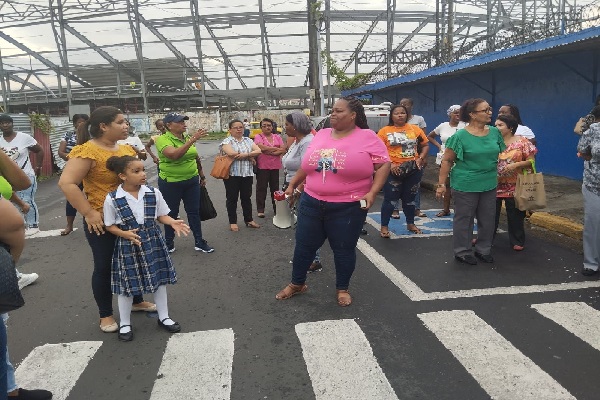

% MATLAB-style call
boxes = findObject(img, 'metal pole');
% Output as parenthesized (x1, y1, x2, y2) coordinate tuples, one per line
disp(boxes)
(325, 0, 331, 109)
(0, 46, 9, 112)
(386, 0, 396, 79)
(190, 0, 207, 108)
(307, 0, 322, 116)
(128, 0, 149, 113)
(258, 0, 269, 107)
(436, 0, 440, 65)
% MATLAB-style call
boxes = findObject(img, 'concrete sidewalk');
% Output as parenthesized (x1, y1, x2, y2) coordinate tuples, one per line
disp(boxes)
(421, 156, 585, 240)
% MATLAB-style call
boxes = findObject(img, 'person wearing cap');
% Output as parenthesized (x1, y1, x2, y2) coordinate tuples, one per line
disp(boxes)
(155, 112, 214, 253)
(0, 114, 44, 237)
(427, 104, 466, 217)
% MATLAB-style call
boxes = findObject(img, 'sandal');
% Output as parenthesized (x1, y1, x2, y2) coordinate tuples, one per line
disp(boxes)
(275, 283, 308, 300)
(415, 210, 427, 218)
(436, 210, 451, 217)
(336, 290, 352, 307)
(257, 213, 265, 218)
(391, 211, 400, 219)
(407, 224, 422, 234)
(246, 221, 261, 228)
(380, 230, 391, 238)
(230, 224, 239, 232)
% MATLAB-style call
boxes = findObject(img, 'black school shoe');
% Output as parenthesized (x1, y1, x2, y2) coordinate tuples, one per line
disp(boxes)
(158, 318, 181, 333)
(11, 388, 53, 400)
(118, 325, 133, 342)
(582, 268, 599, 276)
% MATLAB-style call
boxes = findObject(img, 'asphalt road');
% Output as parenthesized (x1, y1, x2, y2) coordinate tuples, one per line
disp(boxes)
(7, 141, 600, 400)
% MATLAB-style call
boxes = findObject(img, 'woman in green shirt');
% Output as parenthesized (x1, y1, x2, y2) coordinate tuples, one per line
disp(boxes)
(435, 98, 506, 265)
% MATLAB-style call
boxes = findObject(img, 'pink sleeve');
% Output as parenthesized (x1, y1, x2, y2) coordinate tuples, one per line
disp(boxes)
(253, 135, 262, 145)
(364, 133, 390, 164)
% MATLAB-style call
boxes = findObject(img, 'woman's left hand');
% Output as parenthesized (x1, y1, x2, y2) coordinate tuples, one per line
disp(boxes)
(361, 191, 376, 209)
(416, 157, 426, 169)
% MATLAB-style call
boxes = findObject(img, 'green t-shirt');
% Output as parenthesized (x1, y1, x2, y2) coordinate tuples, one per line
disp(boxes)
(155, 131, 199, 182)
(446, 126, 506, 192)
(0, 176, 12, 199)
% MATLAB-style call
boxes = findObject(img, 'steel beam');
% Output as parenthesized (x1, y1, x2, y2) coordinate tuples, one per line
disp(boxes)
(190, 0, 208, 107)
(0, 31, 90, 87)
(126, 0, 149, 113)
(0, 46, 8, 111)
(200, 21, 247, 89)
(342, 14, 384, 73)
(258, 0, 270, 105)
(49, 0, 73, 108)
(386, 0, 397, 79)
(139, 12, 217, 91)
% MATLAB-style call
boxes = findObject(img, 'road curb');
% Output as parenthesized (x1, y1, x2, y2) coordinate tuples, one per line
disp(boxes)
(528, 212, 583, 240)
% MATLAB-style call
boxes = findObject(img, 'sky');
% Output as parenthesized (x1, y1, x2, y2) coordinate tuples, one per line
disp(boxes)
(0, 0, 597, 92)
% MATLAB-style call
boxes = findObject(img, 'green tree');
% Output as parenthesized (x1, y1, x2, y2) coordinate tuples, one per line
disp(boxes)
(323, 53, 372, 90)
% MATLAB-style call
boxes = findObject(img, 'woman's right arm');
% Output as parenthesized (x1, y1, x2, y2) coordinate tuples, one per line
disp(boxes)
(160, 130, 205, 160)
(427, 131, 442, 150)
(0, 150, 30, 191)
(435, 149, 456, 200)
(58, 158, 105, 234)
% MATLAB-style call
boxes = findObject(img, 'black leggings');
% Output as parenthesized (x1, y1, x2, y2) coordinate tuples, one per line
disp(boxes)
(84, 223, 144, 318)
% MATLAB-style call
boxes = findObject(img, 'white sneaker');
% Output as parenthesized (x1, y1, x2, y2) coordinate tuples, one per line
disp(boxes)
(18, 272, 39, 289)
(25, 227, 40, 237)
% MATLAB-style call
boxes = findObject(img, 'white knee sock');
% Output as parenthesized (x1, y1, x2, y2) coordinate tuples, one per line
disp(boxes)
(154, 286, 174, 325)
(117, 295, 133, 333)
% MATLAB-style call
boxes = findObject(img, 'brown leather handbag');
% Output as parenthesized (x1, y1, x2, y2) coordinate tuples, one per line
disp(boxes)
(210, 153, 233, 179)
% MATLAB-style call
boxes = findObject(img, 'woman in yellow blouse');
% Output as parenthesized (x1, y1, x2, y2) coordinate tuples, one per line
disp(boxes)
(59, 106, 155, 333)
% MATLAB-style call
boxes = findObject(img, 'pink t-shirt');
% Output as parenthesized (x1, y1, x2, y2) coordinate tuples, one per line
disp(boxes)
(302, 128, 390, 202)
(254, 133, 284, 170)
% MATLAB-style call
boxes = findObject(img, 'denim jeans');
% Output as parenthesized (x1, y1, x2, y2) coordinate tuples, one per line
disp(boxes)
(84, 224, 144, 318)
(2, 314, 15, 394)
(158, 176, 204, 247)
(291, 193, 366, 290)
(0, 314, 7, 396)
(15, 172, 38, 228)
(381, 169, 423, 227)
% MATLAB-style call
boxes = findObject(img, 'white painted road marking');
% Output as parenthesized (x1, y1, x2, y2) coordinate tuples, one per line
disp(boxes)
(295, 319, 398, 400)
(149, 329, 235, 400)
(25, 228, 78, 239)
(14, 341, 102, 400)
(357, 238, 600, 301)
(418, 310, 575, 400)
(532, 302, 600, 351)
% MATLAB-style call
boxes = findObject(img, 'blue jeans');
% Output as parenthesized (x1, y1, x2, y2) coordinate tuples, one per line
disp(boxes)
(291, 193, 366, 290)
(158, 176, 204, 247)
(381, 169, 423, 227)
(2, 314, 15, 394)
(0, 314, 6, 397)
(15, 173, 38, 228)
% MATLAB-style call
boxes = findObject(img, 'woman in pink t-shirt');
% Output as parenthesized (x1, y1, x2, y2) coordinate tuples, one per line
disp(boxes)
(275, 97, 390, 306)
(254, 118, 285, 218)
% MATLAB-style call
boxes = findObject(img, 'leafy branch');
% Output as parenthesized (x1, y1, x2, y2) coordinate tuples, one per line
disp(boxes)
(29, 113, 53, 136)
(322, 52, 372, 91)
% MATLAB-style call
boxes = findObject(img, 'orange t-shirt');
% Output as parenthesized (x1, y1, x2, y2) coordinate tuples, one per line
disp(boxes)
(377, 124, 428, 164)
(68, 141, 136, 214)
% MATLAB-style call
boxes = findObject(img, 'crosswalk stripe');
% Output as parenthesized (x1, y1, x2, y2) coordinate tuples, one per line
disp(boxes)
(418, 310, 575, 400)
(295, 319, 398, 400)
(149, 329, 235, 400)
(532, 302, 600, 351)
(14, 341, 102, 400)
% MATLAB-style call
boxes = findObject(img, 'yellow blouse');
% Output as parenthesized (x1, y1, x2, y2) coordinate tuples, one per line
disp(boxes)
(68, 141, 136, 213)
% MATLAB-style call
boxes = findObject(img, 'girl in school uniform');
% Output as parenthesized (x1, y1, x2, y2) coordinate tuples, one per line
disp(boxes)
(103, 155, 190, 342)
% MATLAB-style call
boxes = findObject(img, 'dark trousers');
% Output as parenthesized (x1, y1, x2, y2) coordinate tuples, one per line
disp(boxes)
(0, 313, 6, 397)
(224, 176, 254, 224)
(452, 188, 497, 257)
(291, 193, 366, 290)
(65, 183, 84, 217)
(158, 176, 203, 247)
(255, 168, 279, 213)
(84, 224, 143, 318)
(381, 169, 423, 227)
(495, 197, 526, 247)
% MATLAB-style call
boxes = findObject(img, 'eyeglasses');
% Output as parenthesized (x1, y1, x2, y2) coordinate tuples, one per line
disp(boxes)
(474, 108, 493, 113)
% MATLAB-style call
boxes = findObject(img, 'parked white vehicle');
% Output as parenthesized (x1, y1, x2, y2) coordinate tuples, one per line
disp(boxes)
(313, 102, 392, 133)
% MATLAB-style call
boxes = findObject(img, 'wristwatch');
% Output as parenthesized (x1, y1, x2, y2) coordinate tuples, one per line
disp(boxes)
(436, 184, 445, 188)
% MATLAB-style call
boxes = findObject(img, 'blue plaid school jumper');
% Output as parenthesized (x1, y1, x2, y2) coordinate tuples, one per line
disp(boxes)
(109, 187, 177, 297)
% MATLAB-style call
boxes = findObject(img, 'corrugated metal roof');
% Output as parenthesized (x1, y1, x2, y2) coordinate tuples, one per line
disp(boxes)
(344, 25, 600, 96)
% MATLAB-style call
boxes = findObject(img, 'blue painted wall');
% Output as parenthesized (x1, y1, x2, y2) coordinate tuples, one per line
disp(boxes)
(369, 49, 599, 180)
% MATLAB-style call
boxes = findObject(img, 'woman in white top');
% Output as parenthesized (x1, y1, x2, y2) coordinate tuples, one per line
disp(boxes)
(427, 105, 466, 217)
(498, 104, 536, 145)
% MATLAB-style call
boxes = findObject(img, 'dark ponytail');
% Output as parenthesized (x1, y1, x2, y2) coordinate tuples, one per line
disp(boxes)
(106, 155, 138, 176)
(342, 96, 369, 129)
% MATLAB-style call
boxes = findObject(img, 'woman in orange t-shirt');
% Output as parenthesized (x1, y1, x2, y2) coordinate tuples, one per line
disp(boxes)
(377, 104, 429, 237)
(59, 106, 156, 333)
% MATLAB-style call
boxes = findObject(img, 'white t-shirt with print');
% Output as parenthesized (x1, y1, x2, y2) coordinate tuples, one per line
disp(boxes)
(433, 121, 467, 145)
(0, 132, 38, 176)
(117, 136, 145, 151)
(408, 115, 427, 129)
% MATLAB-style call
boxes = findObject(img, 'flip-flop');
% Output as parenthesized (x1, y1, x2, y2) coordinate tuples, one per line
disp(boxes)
(407, 225, 423, 234)
(391, 214, 400, 219)
(60, 229, 73, 236)
(415, 211, 427, 217)
(380, 231, 391, 238)
(435, 211, 451, 217)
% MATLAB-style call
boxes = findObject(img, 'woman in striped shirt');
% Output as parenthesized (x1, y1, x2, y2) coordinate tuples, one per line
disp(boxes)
(220, 120, 262, 231)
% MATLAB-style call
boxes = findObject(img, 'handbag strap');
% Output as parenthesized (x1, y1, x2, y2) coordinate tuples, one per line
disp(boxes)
(522, 159, 537, 175)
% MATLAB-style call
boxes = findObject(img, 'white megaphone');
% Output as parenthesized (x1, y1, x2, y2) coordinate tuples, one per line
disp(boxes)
(273, 191, 295, 229)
